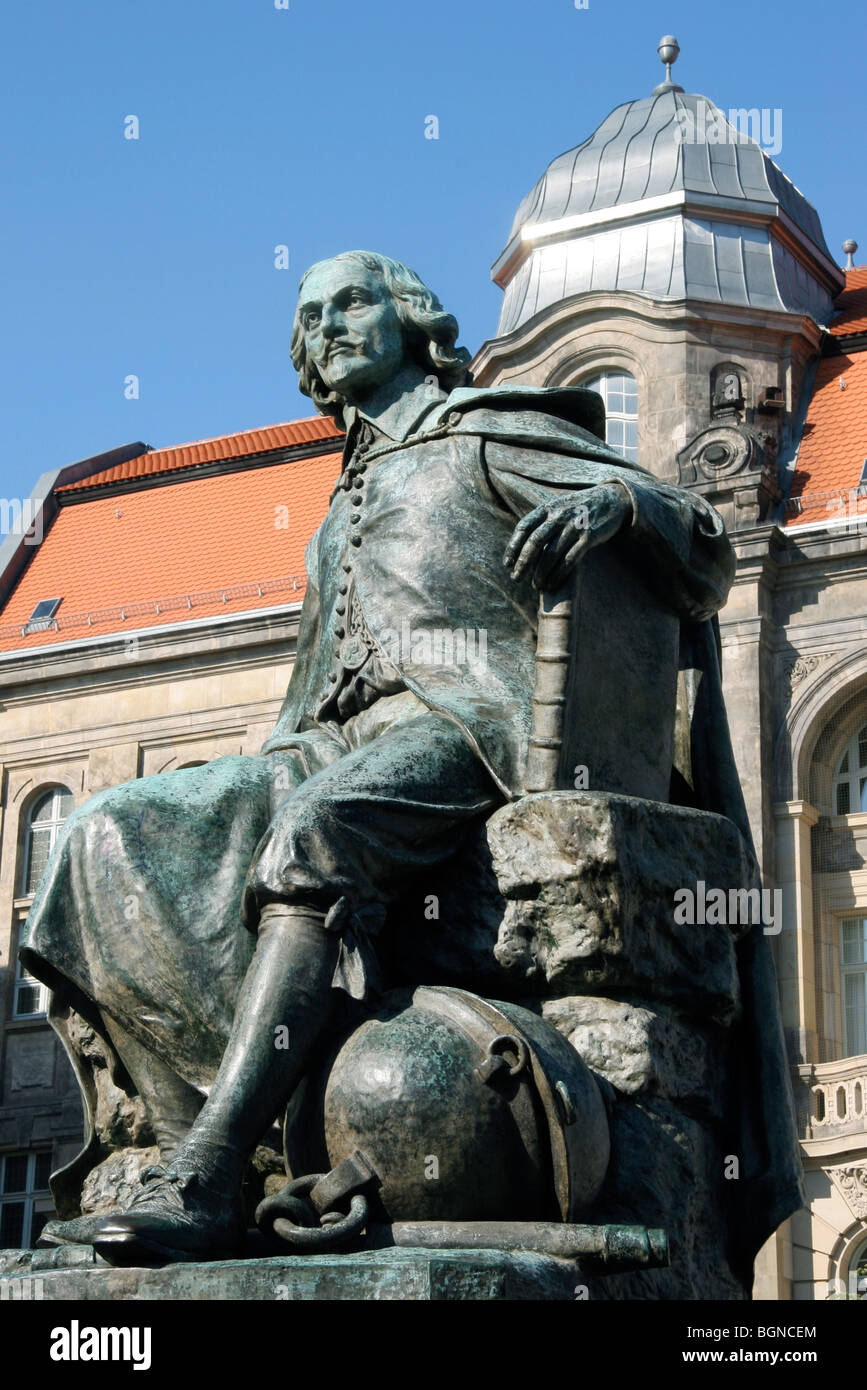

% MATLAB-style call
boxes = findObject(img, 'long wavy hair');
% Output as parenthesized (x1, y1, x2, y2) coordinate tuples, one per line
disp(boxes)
(291, 250, 473, 428)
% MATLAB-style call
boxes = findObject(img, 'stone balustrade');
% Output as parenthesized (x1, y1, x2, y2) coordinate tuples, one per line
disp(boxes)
(796, 1055, 867, 1142)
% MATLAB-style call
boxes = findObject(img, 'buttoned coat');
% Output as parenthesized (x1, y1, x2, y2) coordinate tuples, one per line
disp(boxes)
(262, 384, 735, 798)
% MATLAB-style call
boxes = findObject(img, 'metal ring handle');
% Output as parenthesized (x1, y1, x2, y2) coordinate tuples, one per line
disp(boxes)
(272, 1193, 369, 1250)
(488, 1033, 529, 1077)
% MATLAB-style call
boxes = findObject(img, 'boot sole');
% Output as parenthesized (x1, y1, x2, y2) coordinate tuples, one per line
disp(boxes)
(92, 1231, 241, 1268)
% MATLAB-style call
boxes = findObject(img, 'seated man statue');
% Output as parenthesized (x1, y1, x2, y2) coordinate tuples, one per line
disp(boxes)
(20, 250, 773, 1267)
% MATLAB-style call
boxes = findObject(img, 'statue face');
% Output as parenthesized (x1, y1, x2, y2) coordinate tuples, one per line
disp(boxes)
(298, 261, 406, 402)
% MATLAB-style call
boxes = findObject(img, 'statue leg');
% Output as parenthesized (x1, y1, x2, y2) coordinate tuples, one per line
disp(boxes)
(91, 906, 339, 1264)
(91, 707, 498, 1264)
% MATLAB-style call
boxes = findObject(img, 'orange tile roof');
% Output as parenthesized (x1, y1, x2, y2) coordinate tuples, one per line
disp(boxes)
(784, 350, 867, 526)
(829, 266, 867, 338)
(0, 437, 342, 651)
(56, 416, 343, 493)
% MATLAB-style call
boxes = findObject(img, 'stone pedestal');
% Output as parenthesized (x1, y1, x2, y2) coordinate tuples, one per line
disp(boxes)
(0, 1245, 581, 1301)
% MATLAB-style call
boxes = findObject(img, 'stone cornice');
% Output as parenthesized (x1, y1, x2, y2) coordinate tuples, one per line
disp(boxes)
(0, 604, 302, 707)
(0, 700, 286, 767)
(472, 291, 823, 381)
(729, 521, 867, 584)
(772, 532, 867, 580)
(729, 524, 783, 585)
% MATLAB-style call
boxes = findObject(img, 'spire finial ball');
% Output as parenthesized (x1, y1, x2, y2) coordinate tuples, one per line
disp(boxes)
(657, 36, 680, 68)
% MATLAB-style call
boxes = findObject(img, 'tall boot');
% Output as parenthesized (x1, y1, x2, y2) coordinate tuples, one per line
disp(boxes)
(37, 1022, 205, 1251)
(92, 905, 339, 1265)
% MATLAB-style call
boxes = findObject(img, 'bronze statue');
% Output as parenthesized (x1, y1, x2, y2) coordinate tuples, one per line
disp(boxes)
(20, 251, 802, 1290)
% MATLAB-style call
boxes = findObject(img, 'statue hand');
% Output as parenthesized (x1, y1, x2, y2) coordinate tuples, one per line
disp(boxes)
(503, 485, 633, 591)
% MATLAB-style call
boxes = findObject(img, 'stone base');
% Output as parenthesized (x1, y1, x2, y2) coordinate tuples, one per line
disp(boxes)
(0, 1246, 580, 1301)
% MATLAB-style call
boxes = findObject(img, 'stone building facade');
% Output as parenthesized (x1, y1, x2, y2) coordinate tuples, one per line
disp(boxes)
(1, 51, 865, 1300)
(471, 60, 867, 1301)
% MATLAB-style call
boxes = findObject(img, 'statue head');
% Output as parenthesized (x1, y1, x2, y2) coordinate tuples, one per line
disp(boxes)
(291, 250, 472, 428)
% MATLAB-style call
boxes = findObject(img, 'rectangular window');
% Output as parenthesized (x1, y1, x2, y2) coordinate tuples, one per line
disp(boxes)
(23, 598, 61, 635)
(841, 917, 867, 1056)
(1, 1154, 28, 1194)
(0, 1151, 53, 1250)
(837, 781, 851, 815)
(12, 942, 48, 1019)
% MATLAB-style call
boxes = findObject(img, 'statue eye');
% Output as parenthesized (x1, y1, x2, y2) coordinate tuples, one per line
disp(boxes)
(304, 311, 320, 328)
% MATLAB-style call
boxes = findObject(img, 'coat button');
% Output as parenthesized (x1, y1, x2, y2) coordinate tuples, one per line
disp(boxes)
(339, 584, 348, 595)
(351, 495, 363, 506)
(350, 535, 362, 547)
(335, 602, 346, 615)
(335, 627, 345, 638)
(329, 673, 338, 683)
(350, 515, 361, 525)
(342, 563, 352, 572)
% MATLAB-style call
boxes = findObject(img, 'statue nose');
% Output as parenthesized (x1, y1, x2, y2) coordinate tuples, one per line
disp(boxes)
(321, 306, 343, 336)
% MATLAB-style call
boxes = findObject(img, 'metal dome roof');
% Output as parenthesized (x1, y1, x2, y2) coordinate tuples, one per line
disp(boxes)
(491, 86, 843, 338)
(508, 90, 833, 264)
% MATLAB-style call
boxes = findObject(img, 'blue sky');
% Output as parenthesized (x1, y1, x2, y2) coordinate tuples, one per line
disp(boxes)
(2, 0, 864, 506)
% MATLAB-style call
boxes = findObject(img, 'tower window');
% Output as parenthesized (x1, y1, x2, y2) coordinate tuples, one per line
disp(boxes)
(582, 372, 638, 464)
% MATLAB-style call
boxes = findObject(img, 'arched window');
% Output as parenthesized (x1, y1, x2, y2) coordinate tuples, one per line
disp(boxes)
(848, 1239, 867, 1300)
(833, 727, 867, 815)
(22, 786, 73, 897)
(581, 371, 638, 464)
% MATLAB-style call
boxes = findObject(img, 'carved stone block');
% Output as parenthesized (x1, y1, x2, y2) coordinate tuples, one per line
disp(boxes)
(389, 791, 756, 1023)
